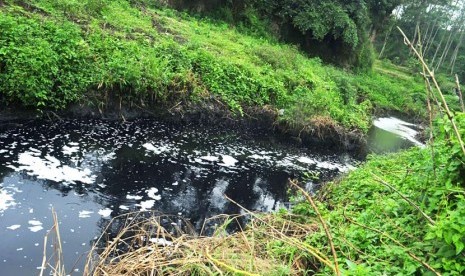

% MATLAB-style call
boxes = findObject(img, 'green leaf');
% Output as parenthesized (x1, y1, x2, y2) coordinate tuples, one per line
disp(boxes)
(437, 244, 456, 258)
(455, 241, 464, 255)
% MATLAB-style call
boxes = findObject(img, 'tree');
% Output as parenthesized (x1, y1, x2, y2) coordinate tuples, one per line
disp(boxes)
(366, 0, 405, 42)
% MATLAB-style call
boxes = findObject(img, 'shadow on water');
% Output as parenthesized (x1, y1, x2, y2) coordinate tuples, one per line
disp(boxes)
(0, 118, 355, 275)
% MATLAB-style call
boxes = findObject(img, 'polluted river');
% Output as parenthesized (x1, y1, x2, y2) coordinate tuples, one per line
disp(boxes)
(0, 117, 421, 275)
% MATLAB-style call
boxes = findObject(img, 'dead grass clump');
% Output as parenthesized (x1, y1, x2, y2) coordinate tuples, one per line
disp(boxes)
(80, 211, 320, 276)
(308, 116, 340, 138)
(41, 184, 338, 275)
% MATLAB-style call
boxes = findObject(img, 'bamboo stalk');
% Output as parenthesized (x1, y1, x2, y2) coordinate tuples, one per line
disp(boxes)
(418, 26, 437, 175)
(455, 74, 465, 112)
(398, 27, 465, 157)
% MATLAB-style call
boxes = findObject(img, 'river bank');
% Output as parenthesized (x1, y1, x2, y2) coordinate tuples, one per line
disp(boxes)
(0, 100, 370, 159)
(0, 0, 427, 150)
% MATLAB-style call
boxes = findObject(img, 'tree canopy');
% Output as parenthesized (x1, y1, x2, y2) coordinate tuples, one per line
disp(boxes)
(374, 0, 465, 80)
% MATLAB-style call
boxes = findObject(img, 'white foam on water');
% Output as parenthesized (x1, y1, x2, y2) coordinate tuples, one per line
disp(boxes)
(219, 155, 238, 167)
(78, 210, 94, 218)
(28, 220, 42, 226)
(373, 117, 424, 147)
(98, 208, 112, 217)
(146, 187, 161, 200)
(11, 151, 96, 184)
(126, 194, 143, 200)
(29, 226, 43, 232)
(143, 143, 170, 154)
(315, 161, 344, 171)
(275, 158, 298, 169)
(62, 145, 79, 155)
(139, 200, 155, 211)
(0, 189, 16, 213)
(28, 220, 43, 232)
(200, 155, 219, 162)
(119, 205, 129, 210)
(297, 156, 316, 165)
(249, 154, 271, 160)
(149, 238, 173, 246)
(6, 224, 21, 230)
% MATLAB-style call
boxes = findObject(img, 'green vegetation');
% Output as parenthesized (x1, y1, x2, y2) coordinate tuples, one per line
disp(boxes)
(0, 0, 426, 134)
(284, 114, 465, 274)
(251, 0, 375, 70)
(6, 1, 462, 275)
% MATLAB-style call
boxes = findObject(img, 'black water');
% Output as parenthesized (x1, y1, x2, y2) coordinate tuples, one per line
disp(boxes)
(0, 119, 355, 275)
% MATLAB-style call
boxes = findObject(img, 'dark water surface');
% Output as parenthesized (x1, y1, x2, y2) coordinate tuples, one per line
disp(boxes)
(0, 119, 355, 275)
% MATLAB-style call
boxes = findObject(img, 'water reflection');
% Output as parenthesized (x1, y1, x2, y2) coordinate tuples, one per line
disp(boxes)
(369, 117, 424, 153)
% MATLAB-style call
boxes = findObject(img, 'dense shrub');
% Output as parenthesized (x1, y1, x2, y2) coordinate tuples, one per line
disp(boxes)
(0, 14, 91, 108)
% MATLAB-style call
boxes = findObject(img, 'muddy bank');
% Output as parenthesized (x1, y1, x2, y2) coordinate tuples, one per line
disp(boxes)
(0, 98, 368, 157)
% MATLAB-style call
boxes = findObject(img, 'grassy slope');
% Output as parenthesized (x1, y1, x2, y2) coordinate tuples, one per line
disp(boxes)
(0, 0, 426, 133)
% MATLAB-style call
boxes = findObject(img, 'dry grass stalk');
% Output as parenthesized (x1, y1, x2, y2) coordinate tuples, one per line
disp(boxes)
(289, 180, 340, 276)
(41, 190, 339, 275)
(78, 210, 321, 276)
(40, 208, 66, 276)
